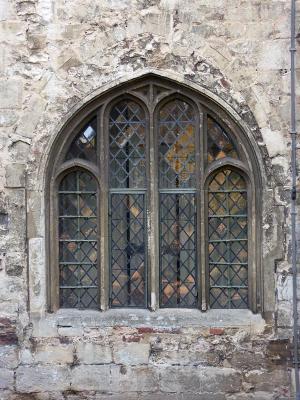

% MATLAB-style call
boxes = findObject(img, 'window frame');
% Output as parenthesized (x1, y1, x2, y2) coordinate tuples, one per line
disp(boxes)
(47, 76, 261, 313)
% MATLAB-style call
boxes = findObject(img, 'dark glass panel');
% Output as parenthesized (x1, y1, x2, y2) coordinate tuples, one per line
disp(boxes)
(58, 170, 98, 309)
(208, 169, 248, 309)
(160, 193, 197, 307)
(60, 287, 98, 309)
(109, 101, 146, 189)
(110, 194, 146, 307)
(159, 100, 196, 189)
(207, 116, 239, 163)
(65, 118, 97, 163)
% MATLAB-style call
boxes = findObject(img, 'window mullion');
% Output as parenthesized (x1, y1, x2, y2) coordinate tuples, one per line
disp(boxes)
(99, 105, 109, 310)
(199, 109, 207, 310)
(148, 94, 159, 310)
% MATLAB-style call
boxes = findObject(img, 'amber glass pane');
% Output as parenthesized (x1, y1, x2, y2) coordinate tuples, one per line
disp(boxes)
(65, 118, 97, 163)
(59, 170, 98, 309)
(159, 100, 196, 189)
(207, 116, 238, 163)
(208, 169, 248, 309)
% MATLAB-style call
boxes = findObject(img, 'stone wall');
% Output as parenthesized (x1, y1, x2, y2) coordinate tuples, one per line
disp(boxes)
(0, 0, 299, 398)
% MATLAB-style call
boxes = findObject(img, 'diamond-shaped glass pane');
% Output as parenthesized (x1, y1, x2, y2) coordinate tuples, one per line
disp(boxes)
(207, 116, 239, 163)
(160, 193, 197, 307)
(208, 168, 248, 309)
(109, 101, 146, 188)
(110, 194, 146, 307)
(159, 100, 196, 189)
(65, 118, 97, 163)
(59, 170, 98, 309)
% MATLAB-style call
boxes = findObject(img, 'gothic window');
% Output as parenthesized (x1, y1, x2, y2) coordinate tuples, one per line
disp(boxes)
(48, 77, 259, 312)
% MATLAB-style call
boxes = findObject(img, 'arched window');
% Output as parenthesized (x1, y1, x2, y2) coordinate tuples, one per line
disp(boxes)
(48, 77, 259, 312)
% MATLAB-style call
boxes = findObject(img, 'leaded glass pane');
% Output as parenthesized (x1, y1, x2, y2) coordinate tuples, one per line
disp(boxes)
(160, 193, 197, 307)
(207, 116, 239, 163)
(109, 101, 146, 188)
(59, 170, 98, 309)
(159, 100, 196, 189)
(65, 118, 97, 163)
(208, 169, 248, 309)
(110, 194, 146, 307)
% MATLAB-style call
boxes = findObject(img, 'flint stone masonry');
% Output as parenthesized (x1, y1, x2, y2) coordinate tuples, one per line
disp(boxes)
(0, 0, 298, 398)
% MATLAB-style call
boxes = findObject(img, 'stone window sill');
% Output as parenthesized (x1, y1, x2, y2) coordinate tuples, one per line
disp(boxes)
(31, 308, 266, 337)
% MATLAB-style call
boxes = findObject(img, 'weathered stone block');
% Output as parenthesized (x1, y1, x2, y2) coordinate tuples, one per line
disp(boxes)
(277, 275, 293, 302)
(76, 342, 112, 364)
(150, 349, 218, 366)
(0, 318, 18, 346)
(28, 238, 46, 315)
(5, 164, 25, 188)
(139, 394, 226, 400)
(0, 368, 14, 390)
(113, 342, 150, 365)
(34, 343, 73, 364)
(65, 394, 139, 400)
(159, 366, 241, 394)
(6, 189, 26, 253)
(16, 94, 46, 138)
(0, 111, 18, 127)
(57, 326, 84, 337)
(229, 351, 267, 370)
(111, 365, 159, 392)
(31, 316, 58, 338)
(0, 21, 24, 43)
(0, 213, 8, 235)
(226, 392, 274, 400)
(245, 368, 290, 392)
(0, 345, 19, 368)
(0, 80, 23, 109)
(70, 365, 110, 391)
(16, 366, 71, 393)
(277, 301, 293, 327)
(5, 252, 25, 277)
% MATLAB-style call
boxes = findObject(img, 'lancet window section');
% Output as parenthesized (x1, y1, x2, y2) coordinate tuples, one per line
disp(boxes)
(109, 100, 147, 307)
(58, 170, 98, 309)
(208, 169, 248, 309)
(158, 100, 198, 307)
